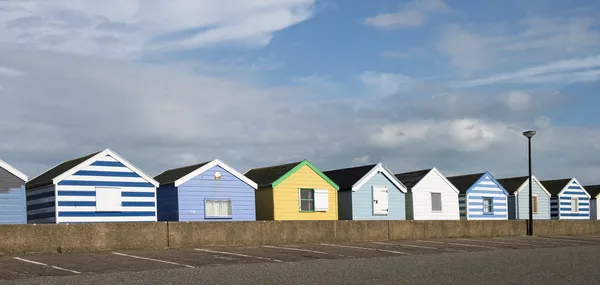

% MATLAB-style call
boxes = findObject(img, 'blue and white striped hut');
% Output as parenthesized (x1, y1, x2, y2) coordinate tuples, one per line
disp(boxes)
(25, 149, 158, 224)
(541, 178, 590, 220)
(447, 172, 508, 220)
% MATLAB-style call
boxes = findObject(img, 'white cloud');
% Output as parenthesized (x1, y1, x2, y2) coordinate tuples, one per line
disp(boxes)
(438, 14, 600, 73)
(0, 66, 21, 77)
(0, 0, 315, 58)
(360, 71, 414, 97)
(505, 91, 532, 111)
(437, 25, 498, 74)
(534, 116, 551, 129)
(365, 0, 448, 29)
(365, 10, 425, 28)
(369, 119, 506, 152)
(459, 54, 600, 87)
(380, 47, 423, 60)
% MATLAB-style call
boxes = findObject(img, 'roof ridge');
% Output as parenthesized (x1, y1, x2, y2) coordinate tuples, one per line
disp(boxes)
(247, 160, 303, 172)
(323, 163, 377, 173)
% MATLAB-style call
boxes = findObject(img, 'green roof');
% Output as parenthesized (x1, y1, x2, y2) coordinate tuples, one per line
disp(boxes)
(245, 160, 339, 190)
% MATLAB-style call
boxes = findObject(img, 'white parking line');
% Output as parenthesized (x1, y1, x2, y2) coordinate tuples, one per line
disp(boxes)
(554, 235, 600, 241)
(320, 243, 409, 255)
(535, 237, 593, 243)
(13, 257, 81, 274)
(378, 241, 467, 252)
(262, 245, 351, 257)
(112, 252, 195, 269)
(373, 242, 438, 250)
(455, 238, 527, 245)
(194, 248, 283, 263)
(418, 240, 498, 249)
(494, 237, 563, 245)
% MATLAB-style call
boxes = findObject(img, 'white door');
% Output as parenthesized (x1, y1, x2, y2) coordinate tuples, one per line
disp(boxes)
(373, 186, 389, 215)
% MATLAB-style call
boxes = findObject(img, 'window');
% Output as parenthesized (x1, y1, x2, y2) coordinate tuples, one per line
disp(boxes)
(95, 187, 122, 212)
(300, 189, 315, 212)
(483, 197, 493, 214)
(431, 193, 442, 212)
(532, 195, 539, 213)
(205, 199, 232, 218)
(571, 197, 579, 213)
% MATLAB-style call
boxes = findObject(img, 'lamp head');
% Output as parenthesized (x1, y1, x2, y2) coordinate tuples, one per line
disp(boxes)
(522, 130, 536, 139)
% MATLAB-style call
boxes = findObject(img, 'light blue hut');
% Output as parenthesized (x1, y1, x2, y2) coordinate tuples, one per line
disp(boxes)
(323, 163, 407, 220)
(498, 175, 551, 220)
(0, 159, 28, 224)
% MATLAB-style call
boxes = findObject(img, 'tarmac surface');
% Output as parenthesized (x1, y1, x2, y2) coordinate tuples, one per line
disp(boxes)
(1, 235, 600, 284)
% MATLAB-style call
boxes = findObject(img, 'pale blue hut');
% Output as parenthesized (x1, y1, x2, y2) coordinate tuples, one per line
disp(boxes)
(0, 159, 28, 224)
(497, 175, 551, 220)
(323, 163, 407, 220)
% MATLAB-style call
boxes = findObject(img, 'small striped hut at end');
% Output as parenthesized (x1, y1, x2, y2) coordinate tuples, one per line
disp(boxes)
(541, 178, 590, 220)
(0, 159, 28, 224)
(583, 185, 600, 220)
(25, 149, 158, 224)
(447, 172, 508, 220)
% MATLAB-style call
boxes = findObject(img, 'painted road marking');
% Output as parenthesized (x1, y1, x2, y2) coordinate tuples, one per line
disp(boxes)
(373, 242, 438, 250)
(535, 237, 593, 243)
(493, 237, 562, 245)
(554, 235, 600, 242)
(320, 243, 409, 255)
(418, 240, 498, 249)
(112, 252, 195, 269)
(195, 248, 283, 263)
(376, 241, 467, 252)
(455, 238, 528, 246)
(13, 257, 81, 274)
(262, 245, 350, 257)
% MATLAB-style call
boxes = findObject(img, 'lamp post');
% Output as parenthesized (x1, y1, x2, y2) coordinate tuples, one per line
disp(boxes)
(523, 130, 536, 236)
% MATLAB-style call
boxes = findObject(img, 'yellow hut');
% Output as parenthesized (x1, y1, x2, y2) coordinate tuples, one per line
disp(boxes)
(245, 160, 339, 220)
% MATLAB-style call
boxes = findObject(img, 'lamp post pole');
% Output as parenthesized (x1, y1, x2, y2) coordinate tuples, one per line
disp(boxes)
(523, 130, 536, 236)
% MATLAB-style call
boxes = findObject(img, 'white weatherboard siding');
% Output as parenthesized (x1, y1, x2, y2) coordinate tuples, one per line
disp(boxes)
(55, 154, 157, 223)
(411, 170, 459, 220)
(515, 178, 551, 220)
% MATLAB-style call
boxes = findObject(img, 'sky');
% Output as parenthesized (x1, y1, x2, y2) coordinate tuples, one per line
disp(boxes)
(1, 0, 600, 184)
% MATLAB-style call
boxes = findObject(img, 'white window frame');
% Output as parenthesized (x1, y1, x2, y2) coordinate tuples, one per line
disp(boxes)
(571, 197, 579, 213)
(431, 192, 442, 212)
(483, 197, 493, 214)
(204, 199, 233, 219)
(95, 187, 122, 212)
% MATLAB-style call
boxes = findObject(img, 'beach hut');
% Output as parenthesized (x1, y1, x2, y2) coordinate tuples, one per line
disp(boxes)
(245, 160, 339, 220)
(154, 159, 257, 221)
(584, 185, 600, 220)
(497, 176, 551, 220)
(448, 172, 509, 220)
(0, 159, 28, 224)
(25, 149, 158, 224)
(323, 163, 407, 220)
(394, 168, 460, 220)
(541, 178, 590, 220)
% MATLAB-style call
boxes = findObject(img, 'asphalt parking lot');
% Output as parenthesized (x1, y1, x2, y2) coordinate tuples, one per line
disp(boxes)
(1, 235, 600, 281)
